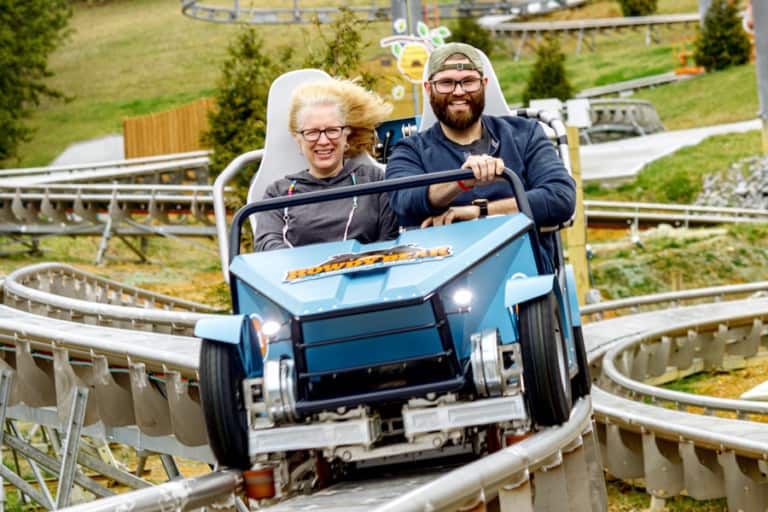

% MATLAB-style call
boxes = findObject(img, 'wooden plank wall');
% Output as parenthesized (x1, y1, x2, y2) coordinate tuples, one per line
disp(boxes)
(123, 97, 216, 158)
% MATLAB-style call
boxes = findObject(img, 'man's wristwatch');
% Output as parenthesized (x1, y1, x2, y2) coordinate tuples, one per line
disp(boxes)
(472, 198, 489, 218)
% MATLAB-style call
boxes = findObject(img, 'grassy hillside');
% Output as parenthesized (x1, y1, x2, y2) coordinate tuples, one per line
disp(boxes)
(4, 0, 759, 167)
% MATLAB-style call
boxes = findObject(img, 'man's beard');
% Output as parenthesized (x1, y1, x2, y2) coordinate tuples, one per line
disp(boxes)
(430, 89, 485, 130)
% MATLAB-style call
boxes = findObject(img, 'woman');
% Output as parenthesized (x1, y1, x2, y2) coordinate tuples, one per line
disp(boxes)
(254, 78, 399, 251)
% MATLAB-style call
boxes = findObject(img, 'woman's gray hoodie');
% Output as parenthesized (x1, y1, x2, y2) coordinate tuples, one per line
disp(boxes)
(253, 160, 400, 252)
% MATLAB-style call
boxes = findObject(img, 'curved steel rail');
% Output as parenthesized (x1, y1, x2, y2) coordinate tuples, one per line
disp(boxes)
(179, 0, 585, 25)
(585, 298, 768, 510)
(494, 12, 700, 34)
(0, 262, 601, 511)
(585, 200, 768, 229)
(581, 281, 768, 318)
(0, 262, 762, 510)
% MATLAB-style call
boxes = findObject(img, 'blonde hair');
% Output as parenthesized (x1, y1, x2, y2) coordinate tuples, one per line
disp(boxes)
(289, 78, 393, 157)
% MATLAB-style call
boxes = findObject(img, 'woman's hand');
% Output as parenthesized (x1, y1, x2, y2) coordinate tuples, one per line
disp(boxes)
(421, 205, 480, 227)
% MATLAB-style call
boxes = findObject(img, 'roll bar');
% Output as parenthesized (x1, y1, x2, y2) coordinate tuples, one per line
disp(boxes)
(229, 168, 533, 263)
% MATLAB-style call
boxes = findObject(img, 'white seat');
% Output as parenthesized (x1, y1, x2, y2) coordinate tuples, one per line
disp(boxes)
(418, 48, 511, 132)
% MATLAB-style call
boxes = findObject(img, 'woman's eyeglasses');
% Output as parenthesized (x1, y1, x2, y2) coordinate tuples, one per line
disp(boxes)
(429, 77, 482, 94)
(296, 126, 346, 142)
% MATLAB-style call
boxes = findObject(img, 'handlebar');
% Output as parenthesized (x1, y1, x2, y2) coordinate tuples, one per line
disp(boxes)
(229, 168, 533, 262)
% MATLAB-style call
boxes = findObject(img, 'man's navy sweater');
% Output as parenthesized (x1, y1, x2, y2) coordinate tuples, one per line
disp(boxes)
(386, 114, 576, 268)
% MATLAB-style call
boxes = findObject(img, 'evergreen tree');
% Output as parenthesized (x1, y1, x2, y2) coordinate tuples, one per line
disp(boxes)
(203, 9, 374, 199)
(616, 0, 658, 17)
(694, 0, 752, 72)
(201, 28, 286, 195)
(448, 16, 495, 56)
(302, 7, 377, 89)
(0, 0, 72, 164)
(522, 35, 573, 105)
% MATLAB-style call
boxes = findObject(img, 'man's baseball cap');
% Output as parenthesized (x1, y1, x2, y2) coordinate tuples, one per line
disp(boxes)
(426, 43, 484, 80)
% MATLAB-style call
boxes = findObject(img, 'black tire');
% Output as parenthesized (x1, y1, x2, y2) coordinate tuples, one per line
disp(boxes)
(518, 291, 572, 426)
(571, 325, 592, 400)
(199, 339, 250, 470)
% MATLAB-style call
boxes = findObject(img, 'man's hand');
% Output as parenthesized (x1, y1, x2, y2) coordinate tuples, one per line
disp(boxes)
(421, 205, 480, 227)
(461, 154, 505, 187)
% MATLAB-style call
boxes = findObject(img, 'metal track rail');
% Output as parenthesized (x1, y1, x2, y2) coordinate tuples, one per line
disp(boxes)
(0, 153, 220, 258)
(585, 200, 768, 229)
(0, 151, 210, 179)
(585, 298, 768, 511)
(0, 263, 763, 510)
(492, 13, 700, 60)
(493, 13, 700, 35)
(179, 0, 586, 25)
(0, 157, 209, 187)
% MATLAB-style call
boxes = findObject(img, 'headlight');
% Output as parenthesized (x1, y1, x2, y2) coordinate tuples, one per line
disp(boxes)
(251, 315, 287, 355)
(261, 320, 281, 338)
(452, 288, 473, 307)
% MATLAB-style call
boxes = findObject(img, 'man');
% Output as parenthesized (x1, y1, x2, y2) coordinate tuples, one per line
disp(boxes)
(386, 42, 576, 269)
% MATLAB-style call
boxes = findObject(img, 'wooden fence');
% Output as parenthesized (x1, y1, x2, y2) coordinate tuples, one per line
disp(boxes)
(123, 97, 216, 159)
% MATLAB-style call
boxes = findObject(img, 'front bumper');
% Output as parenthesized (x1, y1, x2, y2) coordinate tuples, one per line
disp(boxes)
(248, 394, 528, 458)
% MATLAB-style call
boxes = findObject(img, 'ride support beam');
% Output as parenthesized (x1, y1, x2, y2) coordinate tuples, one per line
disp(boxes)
(564, 126, 590, 305)
(752, 0, 768, 155)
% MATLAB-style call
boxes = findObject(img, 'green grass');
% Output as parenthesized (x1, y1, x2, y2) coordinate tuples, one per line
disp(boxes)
(585, 130, 763, 203)
(3, 0, 759, 168)
(607, 480, 728, 511)
(634, 64, 759, 129)
(497, 36, 699, 106)
(6, 0, 392, 167)
(662, 372, 715, 393)
(589, 224, 768, 299)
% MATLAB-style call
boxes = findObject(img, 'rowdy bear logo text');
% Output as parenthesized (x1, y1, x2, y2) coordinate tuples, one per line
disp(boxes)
(284, 245, 452, 283)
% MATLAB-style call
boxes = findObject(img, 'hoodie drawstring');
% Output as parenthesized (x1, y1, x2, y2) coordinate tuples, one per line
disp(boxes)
(282, 171, 357, 248)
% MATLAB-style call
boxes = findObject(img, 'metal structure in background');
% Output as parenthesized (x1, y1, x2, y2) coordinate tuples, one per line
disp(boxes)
(698, 0, 712, 26)
(491, 13, 700, 61)
(0, 152, 218, 263)
(179, 0, 582, 25)
(753, 0, 768, 155)
(0, 263, 764, 510)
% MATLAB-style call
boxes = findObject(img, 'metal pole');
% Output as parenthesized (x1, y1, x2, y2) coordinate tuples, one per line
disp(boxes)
(59, 470, 243, 512)
(698, 0, 712, 26)
(564, 126, 589, 304)
(390, 0, 406, 23)
(752, 0, 768, 155)
(407, 0, 423, 117)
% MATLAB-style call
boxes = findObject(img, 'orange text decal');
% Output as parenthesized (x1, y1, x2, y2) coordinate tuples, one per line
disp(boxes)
(284, 245, 452, 283)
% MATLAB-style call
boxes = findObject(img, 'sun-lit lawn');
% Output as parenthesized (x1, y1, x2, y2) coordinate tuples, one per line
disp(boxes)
(5, 0, 758, 168)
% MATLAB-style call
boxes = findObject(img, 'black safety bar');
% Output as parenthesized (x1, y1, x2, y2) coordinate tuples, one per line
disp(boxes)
(229, 168, 533, 263)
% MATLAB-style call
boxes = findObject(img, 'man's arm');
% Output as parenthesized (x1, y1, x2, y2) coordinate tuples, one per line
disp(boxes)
(521, 123, 576, 227)
(385, 142, 443, 226)
(421, 197, 518, 227)
(426, 153, 506, 208)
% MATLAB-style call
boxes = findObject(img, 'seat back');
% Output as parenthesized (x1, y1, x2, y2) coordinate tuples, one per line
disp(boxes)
(418, 48, 510, 132)
(246, 69, 332, 208)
